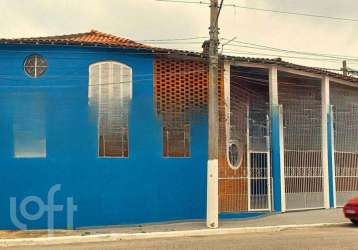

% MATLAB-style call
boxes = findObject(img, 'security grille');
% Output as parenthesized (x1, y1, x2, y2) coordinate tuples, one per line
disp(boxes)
(247, 109, 271, 211)
(89, 61, 132, 157)
(162, 112, 191, 157)
(153, 58, 211, 157)
(280, 80, 324, 210)
(334, 106, 358, 206)
(219, 66, 271, 212)
(282, 104, 324, 210)
(24, 54, 48, 78)
(219, 96, 249, 212)
(331, 83, 358, 206)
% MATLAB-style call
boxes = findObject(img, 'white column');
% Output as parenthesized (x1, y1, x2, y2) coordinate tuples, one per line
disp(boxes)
(269, 66, 279, 107)
(322, 76, 330, 209)
(224, 61, 231, 144)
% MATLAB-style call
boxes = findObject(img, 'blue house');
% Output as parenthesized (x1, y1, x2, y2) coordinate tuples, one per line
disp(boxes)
(1, 30, 358, 229)
(0, 30, 211, 229)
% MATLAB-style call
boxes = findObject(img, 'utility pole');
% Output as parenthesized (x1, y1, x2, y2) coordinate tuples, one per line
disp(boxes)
(207, 0, 221, 229)
(342, 60, 348, 76)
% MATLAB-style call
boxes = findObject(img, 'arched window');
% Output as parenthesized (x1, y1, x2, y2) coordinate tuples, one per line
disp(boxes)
(89, 61, 132, 157)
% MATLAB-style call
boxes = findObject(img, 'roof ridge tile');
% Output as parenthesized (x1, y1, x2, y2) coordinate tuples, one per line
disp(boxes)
(1, 30, 149, 49)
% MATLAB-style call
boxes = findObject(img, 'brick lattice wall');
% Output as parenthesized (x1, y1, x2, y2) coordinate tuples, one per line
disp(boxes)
(154, 57, 246, 212)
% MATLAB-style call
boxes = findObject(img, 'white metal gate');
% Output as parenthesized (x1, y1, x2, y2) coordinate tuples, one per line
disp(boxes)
(247, 109, 271, 211)
(282, 104, 325, 210)
(334, 105, 358, 206)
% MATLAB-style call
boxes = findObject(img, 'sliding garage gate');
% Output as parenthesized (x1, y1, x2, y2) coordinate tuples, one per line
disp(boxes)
(331, 83, 358, 207)
(334, 106, 358, 206)
(280, 80, 325, 210)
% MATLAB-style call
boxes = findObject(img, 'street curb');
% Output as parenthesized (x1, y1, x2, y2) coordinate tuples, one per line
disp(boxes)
(0, 222, 349, 248)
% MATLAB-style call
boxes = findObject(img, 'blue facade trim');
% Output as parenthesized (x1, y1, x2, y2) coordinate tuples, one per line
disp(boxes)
(219, 212, 269, 220)
(0, 44, 208, 229)
(327, 105, 335, 208)
(271, 105, 282, 212)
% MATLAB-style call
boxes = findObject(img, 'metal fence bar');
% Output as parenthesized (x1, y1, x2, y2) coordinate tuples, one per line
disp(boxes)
(280, 82, 325, 211)
(246, 105, 251, 211)
(248, 109, 271, 211)
(331, 83, 358, 207)
(333, 106, 358, 206)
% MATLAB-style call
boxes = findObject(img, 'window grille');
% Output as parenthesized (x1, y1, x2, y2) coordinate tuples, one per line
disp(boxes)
(24, 54, 48, 78)
(153, 58, 209, 157)
(163, 124, 190, 157)
(89, 61, 132, 157)
(331, 83, 358, 206)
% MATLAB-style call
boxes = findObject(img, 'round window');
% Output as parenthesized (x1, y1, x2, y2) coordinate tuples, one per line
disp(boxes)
(24, 54, 48, 78)
(228, 142, 242, 169)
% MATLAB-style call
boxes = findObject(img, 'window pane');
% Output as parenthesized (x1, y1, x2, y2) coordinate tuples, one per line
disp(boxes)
(24, 58, 35, 67)
(163, 124, 190, 157)
(13, 94, 46, 158)
(89, 61, 131, 158)
(24, 55, 47, 78)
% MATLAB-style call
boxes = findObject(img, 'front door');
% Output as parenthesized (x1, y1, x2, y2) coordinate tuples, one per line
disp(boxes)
(247, 110, 271, 211)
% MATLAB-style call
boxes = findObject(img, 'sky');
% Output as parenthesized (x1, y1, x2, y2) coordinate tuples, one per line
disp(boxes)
(1, 0, 357, 71)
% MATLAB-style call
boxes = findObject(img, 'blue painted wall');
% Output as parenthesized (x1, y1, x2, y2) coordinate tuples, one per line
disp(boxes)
(0, 45, 208, 229)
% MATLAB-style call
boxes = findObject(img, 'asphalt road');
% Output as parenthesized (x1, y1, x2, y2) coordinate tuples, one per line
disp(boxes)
(3, 225, 358, 250)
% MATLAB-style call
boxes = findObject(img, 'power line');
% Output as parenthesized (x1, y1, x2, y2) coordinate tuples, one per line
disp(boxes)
(1, 36, 356, 72)
(0, 69, 206, 83)
(0, 78, 153, 89)
(143, 41, 204, 44)
(215, 0, 225, 25)
(0, 48, 204, 57)
(134, 38, 358, 65)
(2, 41, 357, 67)
(156, 0, 358, 22)
(222, 38, 358, 62)
(223, 49, 355, 63)
(137, 36, 208, 42)
(228, 5, 358, 22)
(1, 45, 355, 69)
(156, 0, 209, 5)
(1, 33, 355, 63)
(223, 38, 358, 60)
(230, 68, 343, 80)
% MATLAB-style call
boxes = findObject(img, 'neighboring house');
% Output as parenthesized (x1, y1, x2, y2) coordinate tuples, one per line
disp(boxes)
(0, 30, 357, 229)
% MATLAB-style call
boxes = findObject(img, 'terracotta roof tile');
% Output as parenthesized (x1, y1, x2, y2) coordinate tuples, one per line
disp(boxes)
(0, 30, 150, 49)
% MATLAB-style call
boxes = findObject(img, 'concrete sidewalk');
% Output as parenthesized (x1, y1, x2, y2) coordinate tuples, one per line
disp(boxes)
(0, 208, 347, 240)
(82, 208, 346, 234)
(0, 208, 350, 248)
